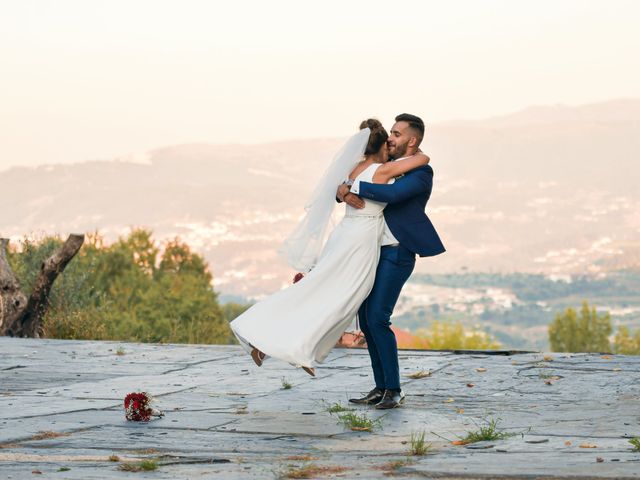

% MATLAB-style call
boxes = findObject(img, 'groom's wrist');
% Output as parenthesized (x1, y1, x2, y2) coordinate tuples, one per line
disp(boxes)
(338, 182, 351, 202)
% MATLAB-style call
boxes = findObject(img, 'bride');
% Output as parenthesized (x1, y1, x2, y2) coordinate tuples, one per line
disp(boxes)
(230, 119, 429, 376)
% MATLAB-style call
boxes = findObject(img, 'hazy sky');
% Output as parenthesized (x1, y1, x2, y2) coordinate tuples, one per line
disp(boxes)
(1, 0, 639, 169)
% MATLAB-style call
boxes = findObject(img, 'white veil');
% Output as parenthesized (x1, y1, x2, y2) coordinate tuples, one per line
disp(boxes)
(279, 128, 370, 272)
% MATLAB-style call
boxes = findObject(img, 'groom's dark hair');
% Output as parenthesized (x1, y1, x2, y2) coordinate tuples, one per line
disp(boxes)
(395, 113, 425, 146)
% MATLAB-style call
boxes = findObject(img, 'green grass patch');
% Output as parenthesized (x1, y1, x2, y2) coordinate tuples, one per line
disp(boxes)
(324, 402, 352, 414)
(630, 437, 640, 452)
(336, 412, 382, 432)
(459, 418, 515, 444)
(118, 459, 158, 472)
(409, 431, 431, 455)
(281, 464, 348, 478)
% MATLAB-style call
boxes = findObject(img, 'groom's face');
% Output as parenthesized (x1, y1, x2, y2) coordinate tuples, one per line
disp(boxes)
(387, 121, 412, 159)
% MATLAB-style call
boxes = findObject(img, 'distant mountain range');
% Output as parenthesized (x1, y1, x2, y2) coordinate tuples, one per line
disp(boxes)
(2, 99, 639, 298)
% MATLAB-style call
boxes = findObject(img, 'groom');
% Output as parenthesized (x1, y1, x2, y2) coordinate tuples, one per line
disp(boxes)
(337, 113, 445, 409)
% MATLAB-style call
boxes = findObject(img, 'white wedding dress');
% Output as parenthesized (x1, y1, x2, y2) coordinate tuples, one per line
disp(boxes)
(230, 163, 391, 368)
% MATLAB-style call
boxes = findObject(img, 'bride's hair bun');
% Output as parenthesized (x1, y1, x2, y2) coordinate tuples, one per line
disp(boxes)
(359, 118, 388, 155)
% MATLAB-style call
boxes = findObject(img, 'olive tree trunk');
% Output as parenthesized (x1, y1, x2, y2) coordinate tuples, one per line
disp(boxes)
(0, 234, 84, 337)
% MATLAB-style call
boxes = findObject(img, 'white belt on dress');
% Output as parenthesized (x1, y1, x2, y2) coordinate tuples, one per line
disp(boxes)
(344, 213, 383, 218)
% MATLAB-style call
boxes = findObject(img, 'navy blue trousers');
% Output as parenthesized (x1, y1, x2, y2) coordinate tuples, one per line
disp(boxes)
(358, 244, 416, 391)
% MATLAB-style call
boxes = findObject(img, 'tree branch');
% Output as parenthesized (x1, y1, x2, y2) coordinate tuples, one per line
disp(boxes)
(2, 234, 85, 337)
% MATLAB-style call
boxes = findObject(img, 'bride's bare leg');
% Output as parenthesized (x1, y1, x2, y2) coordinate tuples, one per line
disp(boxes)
(250, 346, 266, 367)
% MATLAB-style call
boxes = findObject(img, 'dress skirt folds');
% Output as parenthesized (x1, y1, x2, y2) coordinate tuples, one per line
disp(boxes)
(230, 164, 389, 368)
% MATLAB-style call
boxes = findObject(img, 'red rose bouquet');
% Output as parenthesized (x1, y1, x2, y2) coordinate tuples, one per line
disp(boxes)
(124, 392, 163, 422)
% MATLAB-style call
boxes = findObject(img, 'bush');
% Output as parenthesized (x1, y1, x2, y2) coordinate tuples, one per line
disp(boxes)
(414, 320, 500, 350)
(8, 229, 233, 345)
(548, 301, 611, 353)
(614, 326, 640, 355)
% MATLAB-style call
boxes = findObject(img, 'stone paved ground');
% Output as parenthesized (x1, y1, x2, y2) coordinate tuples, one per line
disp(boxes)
(0, 337, 639, 479)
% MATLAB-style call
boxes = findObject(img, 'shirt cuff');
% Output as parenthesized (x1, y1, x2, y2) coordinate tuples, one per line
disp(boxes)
(350, 179, 361, 195)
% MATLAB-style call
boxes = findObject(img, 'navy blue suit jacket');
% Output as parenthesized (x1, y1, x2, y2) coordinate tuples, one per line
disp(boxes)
(357, 164, 445, 257)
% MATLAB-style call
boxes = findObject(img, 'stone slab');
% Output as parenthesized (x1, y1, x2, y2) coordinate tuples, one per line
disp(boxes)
(0, 337, 639, 479)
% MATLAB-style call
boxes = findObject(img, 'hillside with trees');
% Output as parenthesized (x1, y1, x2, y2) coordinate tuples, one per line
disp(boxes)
(4, 230, 234, 345)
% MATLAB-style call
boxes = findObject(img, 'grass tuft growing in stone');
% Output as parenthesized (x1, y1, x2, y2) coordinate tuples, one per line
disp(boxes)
(118, 459, 158, 472)
(409, 431, 431, 455)
(459, 418, 515, 444)
(325, 402, 352, 414)
(630, 437, 640, 452)
(337, 412, 382, 432)
(281, 378, 293, 390)
(108, 454, 120, 462)
(139, 460, 158, 471)
(281, 464, 348, 479)
(116, 346, 126, 356)
(376, 458, 415, 471)
(57, 467, 71, 472)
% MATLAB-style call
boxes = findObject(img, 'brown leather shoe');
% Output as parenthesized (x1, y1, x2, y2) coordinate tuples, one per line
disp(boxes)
(348, 387, 384, 405)
(250, 347, 265, 367)
(375, 389, 405, 409)
(302, 366, 315, 377)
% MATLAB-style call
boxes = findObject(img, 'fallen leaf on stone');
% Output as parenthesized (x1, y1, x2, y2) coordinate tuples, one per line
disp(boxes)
(32, 471, 42, 475)
(613, 368, 622, 372)
(456, 408, 465, 414)
(579, 443, 598, 448)
(545, 380, 553, 385)
(452, 440, 470, 446)
(565, 441, 572, 446)
(601, 355, 612, 360)
(476, 367, 487, 373)
(405, 370, 431, 379)
(443, 398, 455, 403)
(466, 383, 474, 388)
(543, 355, 554, 362)
(596, 457, 604, 463)
(400, 440, 407, 445)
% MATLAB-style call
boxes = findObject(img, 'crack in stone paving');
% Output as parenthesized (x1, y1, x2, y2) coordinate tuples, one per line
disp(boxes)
(161, 356, 230, 374)
(2, 339, 639, 479)
(1, 365, 26, 371)
(5, 405, 121, 421)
